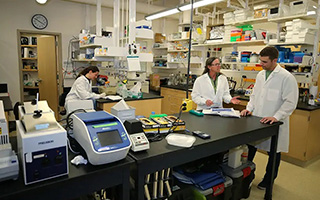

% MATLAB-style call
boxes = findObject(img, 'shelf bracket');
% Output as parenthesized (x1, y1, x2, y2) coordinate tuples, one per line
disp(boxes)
(227, 0, 241, 10)
(237, 0, 247, 9)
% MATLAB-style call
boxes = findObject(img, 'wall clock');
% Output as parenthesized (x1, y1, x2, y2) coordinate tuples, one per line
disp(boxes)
(31, 14, 48, 30)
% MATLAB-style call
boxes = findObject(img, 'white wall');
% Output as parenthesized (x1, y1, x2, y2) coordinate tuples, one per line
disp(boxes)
(151, 18, 179, 36)
(0, 0, 178, 104)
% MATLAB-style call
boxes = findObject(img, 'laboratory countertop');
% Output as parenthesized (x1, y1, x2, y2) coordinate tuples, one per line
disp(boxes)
(161, 84, 193, 91)
(295, 102, 320, 111)
(161, 85, 320, 111)
(229, 93, 320, 111)
(129, 112, 282, 170)
(0, 96, 13, 111)
(96, 92, 163, 104)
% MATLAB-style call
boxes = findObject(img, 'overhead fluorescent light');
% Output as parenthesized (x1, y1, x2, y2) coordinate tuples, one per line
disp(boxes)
(145, 8, 180, 20)
(179, 0, 224, 11)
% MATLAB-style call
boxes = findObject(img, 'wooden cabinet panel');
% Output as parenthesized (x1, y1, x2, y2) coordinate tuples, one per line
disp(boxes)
(284, 110, 309, 161)
(101, 99, 162, 117)
(306, 109, 320, 160)
(161, 87, 192, 114)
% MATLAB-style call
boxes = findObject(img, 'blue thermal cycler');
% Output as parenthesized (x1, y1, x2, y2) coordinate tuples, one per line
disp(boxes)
(73, 111, 131, 165)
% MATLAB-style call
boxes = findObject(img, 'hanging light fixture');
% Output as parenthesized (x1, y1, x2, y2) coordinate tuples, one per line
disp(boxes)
(145, 8, 180, 21)
(145, 0, 225, 20)
(179, 0, 224, 11)
(36, 0, 47, 4)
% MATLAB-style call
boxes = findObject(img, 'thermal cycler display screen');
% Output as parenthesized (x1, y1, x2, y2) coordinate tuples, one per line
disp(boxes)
(97, 130, 122, 146)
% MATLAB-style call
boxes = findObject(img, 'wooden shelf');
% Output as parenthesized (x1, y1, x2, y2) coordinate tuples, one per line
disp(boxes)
(220, 69, 259, 74)
(223, 14, 316, 26)
(168, 38, 190, 42)
(153, 66, 178, 69)
(154, 57, 167, 60)
(79, 44, 102, 49)
(279, 63, 306, 66)
(269, 42, 314, 46)
(167, 62, 201, 64)
(22, 69, 38, 72)
(24, 86, 39, 89)
(195, 40, 266, 47)
(222, 62, 260, 65)
(167, 49, 201, 53)
(268, 13, 316, 23)
(136, 36, 154, 40)
(153, 47, 168, 50)
(71, 59, 111, 62)
(225, 17, 268, 26)
(22, 58, 37, 60)
(21, 45, 37, 48)
(222, 62, 307, 67)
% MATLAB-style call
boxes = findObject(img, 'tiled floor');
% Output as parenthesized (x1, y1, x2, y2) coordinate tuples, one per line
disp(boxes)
(248, 152, 320, 200)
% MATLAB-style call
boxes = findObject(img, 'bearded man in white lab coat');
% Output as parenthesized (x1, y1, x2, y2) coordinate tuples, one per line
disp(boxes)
(240, 46, 299, 190)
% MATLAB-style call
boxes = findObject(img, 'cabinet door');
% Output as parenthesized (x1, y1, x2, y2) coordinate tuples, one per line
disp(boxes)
(38, 36, 59, 118)
(306, 109, 320, 160)
(161, 88, 170, 114)
(284, 109, 309, 161)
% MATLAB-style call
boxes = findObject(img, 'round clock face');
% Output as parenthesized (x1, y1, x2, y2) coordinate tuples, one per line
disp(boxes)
(31, 14, 48, 30)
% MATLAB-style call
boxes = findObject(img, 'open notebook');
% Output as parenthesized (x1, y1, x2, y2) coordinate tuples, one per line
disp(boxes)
(202, 108, 241, 118)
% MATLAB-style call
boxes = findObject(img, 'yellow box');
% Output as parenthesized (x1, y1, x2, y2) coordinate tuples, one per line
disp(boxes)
(244, 66, 263, 71)
(254, 9, 268, 18)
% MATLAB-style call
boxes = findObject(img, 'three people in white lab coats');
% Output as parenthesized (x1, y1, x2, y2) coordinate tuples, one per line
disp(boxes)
(65, 66, 106, 107)
(191, 57, 241, 110)
(241, 46, 299, 191)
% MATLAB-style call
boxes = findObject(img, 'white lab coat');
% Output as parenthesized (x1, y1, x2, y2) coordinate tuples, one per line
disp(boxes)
(65, 75, 101, 105)
(246, 64, 298, 152)
(191, 73, 232, 110)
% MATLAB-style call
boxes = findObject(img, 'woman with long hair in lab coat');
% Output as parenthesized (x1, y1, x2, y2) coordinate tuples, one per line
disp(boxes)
(65, 66, 106, 107)
(191, 57, 240, 110)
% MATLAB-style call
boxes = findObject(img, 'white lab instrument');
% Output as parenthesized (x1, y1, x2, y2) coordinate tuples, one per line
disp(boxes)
(17, 100, 68, 185)
(72, 111, 131, 165)
(65, 99, 94, 114)
(130, 132, 149, 152)
(0, 100, 19, 182)
(123, 119, 150, 152)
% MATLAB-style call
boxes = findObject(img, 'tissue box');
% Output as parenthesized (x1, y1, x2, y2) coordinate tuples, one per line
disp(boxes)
(111, 106, 136, 122)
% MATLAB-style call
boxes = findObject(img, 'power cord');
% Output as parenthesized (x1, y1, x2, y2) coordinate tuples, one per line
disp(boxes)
(145, 132, 163, 142)
(145, 103, 187, 142)
(67, 137, 79, 154)
(66, 109, 87, 131)
(168, 102, 187, 134)
(64, 109, 88, 154)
